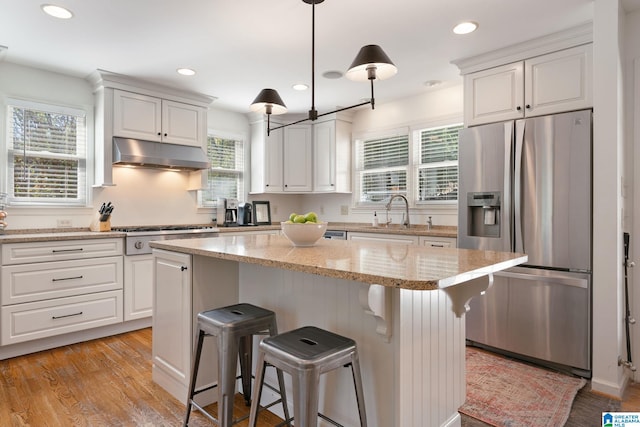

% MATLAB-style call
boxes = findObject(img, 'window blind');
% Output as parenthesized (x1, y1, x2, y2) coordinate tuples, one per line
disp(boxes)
(356, 134, 409, 203)
(201, 136, 244, 204)
(417, 124, 462, 201)
(7, 102, 87, 205)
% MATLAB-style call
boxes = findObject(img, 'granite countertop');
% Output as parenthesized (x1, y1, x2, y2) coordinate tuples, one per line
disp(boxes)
(0, 222, 456, 244)
(150, 234, 526, 291)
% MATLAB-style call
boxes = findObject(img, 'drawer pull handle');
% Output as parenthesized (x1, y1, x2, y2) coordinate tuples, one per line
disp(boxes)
(52, 248, 84, 253)
(52, 312, 83, 320)
(431, 244, 445, 248)
(181, 266, 188, 271)
(52, 275, 84, 282)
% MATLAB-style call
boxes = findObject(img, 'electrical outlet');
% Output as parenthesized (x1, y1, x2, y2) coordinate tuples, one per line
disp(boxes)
(340, 205, 349, 215)
(57, 219, 72, 228)
(272, 205, 278, 215)
(320, 206, 325, 215)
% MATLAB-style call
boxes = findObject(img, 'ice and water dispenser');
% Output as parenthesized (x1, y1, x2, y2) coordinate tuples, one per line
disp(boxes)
(466, 192, 501, 238)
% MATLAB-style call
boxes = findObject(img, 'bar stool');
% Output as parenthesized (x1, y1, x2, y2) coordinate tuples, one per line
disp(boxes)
(183, 303, 290, 427)
(249, 326, 368, 427)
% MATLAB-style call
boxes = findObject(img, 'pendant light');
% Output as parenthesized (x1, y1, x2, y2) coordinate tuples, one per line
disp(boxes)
(250, 0, 397, 135)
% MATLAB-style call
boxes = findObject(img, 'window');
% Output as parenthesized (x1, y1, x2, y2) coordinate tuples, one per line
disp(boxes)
(6, 99, 87, 206)
(200, 133, 244, 206)
(355, 132, 409, 203)
(354, 122, 461, 207)
(415, 124, 462, 202)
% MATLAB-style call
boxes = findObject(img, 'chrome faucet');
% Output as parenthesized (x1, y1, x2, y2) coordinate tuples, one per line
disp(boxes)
(385, 194, 410, 228)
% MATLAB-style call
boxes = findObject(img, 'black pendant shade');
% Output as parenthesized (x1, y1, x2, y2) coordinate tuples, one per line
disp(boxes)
(346, 44, 398, 82)
(250, 0, 396, 135)
(250, 88, 287, 115)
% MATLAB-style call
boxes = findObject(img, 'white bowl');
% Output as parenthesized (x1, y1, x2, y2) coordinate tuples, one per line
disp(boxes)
(281, 221, 328, 247)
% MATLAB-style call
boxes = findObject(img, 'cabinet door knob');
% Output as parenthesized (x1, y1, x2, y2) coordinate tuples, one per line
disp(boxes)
(285, 184, 288, 187)
(157, 132, 161, 136)
(525, 104, 531, 109)
(516, 106, 522, 111)
(164, 133, 167, 137)
(181, 266, 188, 271)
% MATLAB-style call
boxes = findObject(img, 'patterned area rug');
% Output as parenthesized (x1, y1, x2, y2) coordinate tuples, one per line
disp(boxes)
(459, 347, 587, 427)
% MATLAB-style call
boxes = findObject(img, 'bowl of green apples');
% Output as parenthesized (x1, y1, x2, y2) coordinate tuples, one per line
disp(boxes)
(281, 212, 327, 247)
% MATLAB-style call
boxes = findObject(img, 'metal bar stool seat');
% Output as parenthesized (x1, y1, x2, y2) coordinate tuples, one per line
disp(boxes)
(184, 303, 290, 427)
(249, 326, 368, 427)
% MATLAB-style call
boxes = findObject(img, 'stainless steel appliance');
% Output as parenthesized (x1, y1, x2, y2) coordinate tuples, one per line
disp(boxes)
(216, 198, 238, 227)
(112, 225, 219, 255)
(458, 109, 592, 377)
(237, 202, 253, 226)
(323, 230, 347, 240)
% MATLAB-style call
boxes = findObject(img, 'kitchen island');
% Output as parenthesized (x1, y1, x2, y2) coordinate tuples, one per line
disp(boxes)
(150, 234, 526, 427)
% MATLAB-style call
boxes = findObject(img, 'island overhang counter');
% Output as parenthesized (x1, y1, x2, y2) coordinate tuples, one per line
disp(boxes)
(150, 234, 526, 427)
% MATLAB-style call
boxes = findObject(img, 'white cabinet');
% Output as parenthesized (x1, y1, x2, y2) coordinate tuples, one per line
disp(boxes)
(0, 238, 124, 345)
(152, 250, 192, 397)
(250, 114, 352, 194)
(113, 90, 206, 147)
(283, 125, 313, 192)
(124, 255, 153, 321)
(313, 119, 351, 193)
(419, 236, 457, 248)
(348, 232, 419, 245)
(464, 44, 592, 126)
(152, 249, 239, 402)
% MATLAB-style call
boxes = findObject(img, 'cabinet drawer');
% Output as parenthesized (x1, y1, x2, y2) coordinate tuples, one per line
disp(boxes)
(1, 290, 123, 345)
(2, 256, 123, 305)
(420, 237, 457, 248)
(2, 238, 123, 265)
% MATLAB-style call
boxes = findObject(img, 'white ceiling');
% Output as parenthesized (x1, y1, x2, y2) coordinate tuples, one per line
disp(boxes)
(0, 0, 630, 116)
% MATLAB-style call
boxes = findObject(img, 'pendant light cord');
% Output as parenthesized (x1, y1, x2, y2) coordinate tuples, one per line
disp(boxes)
(309, 0, 318, 120)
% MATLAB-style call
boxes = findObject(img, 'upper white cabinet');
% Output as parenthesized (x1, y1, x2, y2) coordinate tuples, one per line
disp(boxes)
(313, 119, 351, 193)
(113, 90, 206, 147)
(463, 44, 592, 126)
(88, 70, 214, 186)
(250, 113, 352, 194)
(283, 125, 313, 192)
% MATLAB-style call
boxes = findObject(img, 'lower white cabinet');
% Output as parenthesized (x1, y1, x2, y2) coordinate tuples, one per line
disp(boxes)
(419, 236, 457, 248)
(124, 255, 154, 321)
(0, 238, 124, 346)
(348, 232, 419, 245)
(1, 290, 123, 345)
(152, 250, 192, 394)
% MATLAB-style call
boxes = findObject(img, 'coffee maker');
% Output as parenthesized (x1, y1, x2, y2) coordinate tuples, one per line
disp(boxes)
(216, 198, 238, 226)
(237, 202, 253, 226)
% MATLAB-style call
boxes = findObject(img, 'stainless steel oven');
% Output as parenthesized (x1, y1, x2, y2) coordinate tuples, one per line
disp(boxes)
(111, 225, 219, 255)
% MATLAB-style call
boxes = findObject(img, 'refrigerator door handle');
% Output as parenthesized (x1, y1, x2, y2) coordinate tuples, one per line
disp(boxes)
(514, 120, 525, 254)
(504, 122, 514, 252)
(495, 270, 589, 289)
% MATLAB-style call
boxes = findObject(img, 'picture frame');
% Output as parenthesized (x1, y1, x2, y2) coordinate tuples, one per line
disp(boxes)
(252, 201, 271, 225)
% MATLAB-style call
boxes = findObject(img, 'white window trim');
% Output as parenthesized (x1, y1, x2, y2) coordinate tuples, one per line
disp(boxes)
(198, 129, 247, 208)
(351, 116, 462, 214)
(3, 97, 93, 208)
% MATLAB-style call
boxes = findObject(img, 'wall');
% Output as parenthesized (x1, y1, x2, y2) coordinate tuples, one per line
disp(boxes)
(625, 7, 640, 381)
(591, 0, 627, 397)
(0, 62, 252, 229)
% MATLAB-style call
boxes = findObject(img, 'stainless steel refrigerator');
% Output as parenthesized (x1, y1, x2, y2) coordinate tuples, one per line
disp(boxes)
(458, 109, 592, 377)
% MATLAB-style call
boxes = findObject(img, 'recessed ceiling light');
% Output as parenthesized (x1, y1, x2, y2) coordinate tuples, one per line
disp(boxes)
(177, 68, 196, 76)
(453, 21, 478, 35)
(322, 70, 343, 79)
(292, 83, 308, 91)
(424, 80, 442, 88)
(41, 4, 73, 19)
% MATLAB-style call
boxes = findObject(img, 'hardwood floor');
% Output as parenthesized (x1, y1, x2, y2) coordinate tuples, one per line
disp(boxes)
(0, 328, 282, 427)
(0, 328, 636, 426)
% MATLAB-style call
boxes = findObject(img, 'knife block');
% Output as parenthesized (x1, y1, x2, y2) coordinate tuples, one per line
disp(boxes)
(90, 214, 111, 232)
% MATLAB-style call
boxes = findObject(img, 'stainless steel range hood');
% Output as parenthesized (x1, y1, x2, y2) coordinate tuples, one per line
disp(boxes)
(112, 137, 210, 171)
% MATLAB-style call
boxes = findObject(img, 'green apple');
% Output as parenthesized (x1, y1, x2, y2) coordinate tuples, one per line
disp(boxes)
(289, 212, 298, 222)
(293, 214, 307, 223)
(304, 212, 318, 223)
